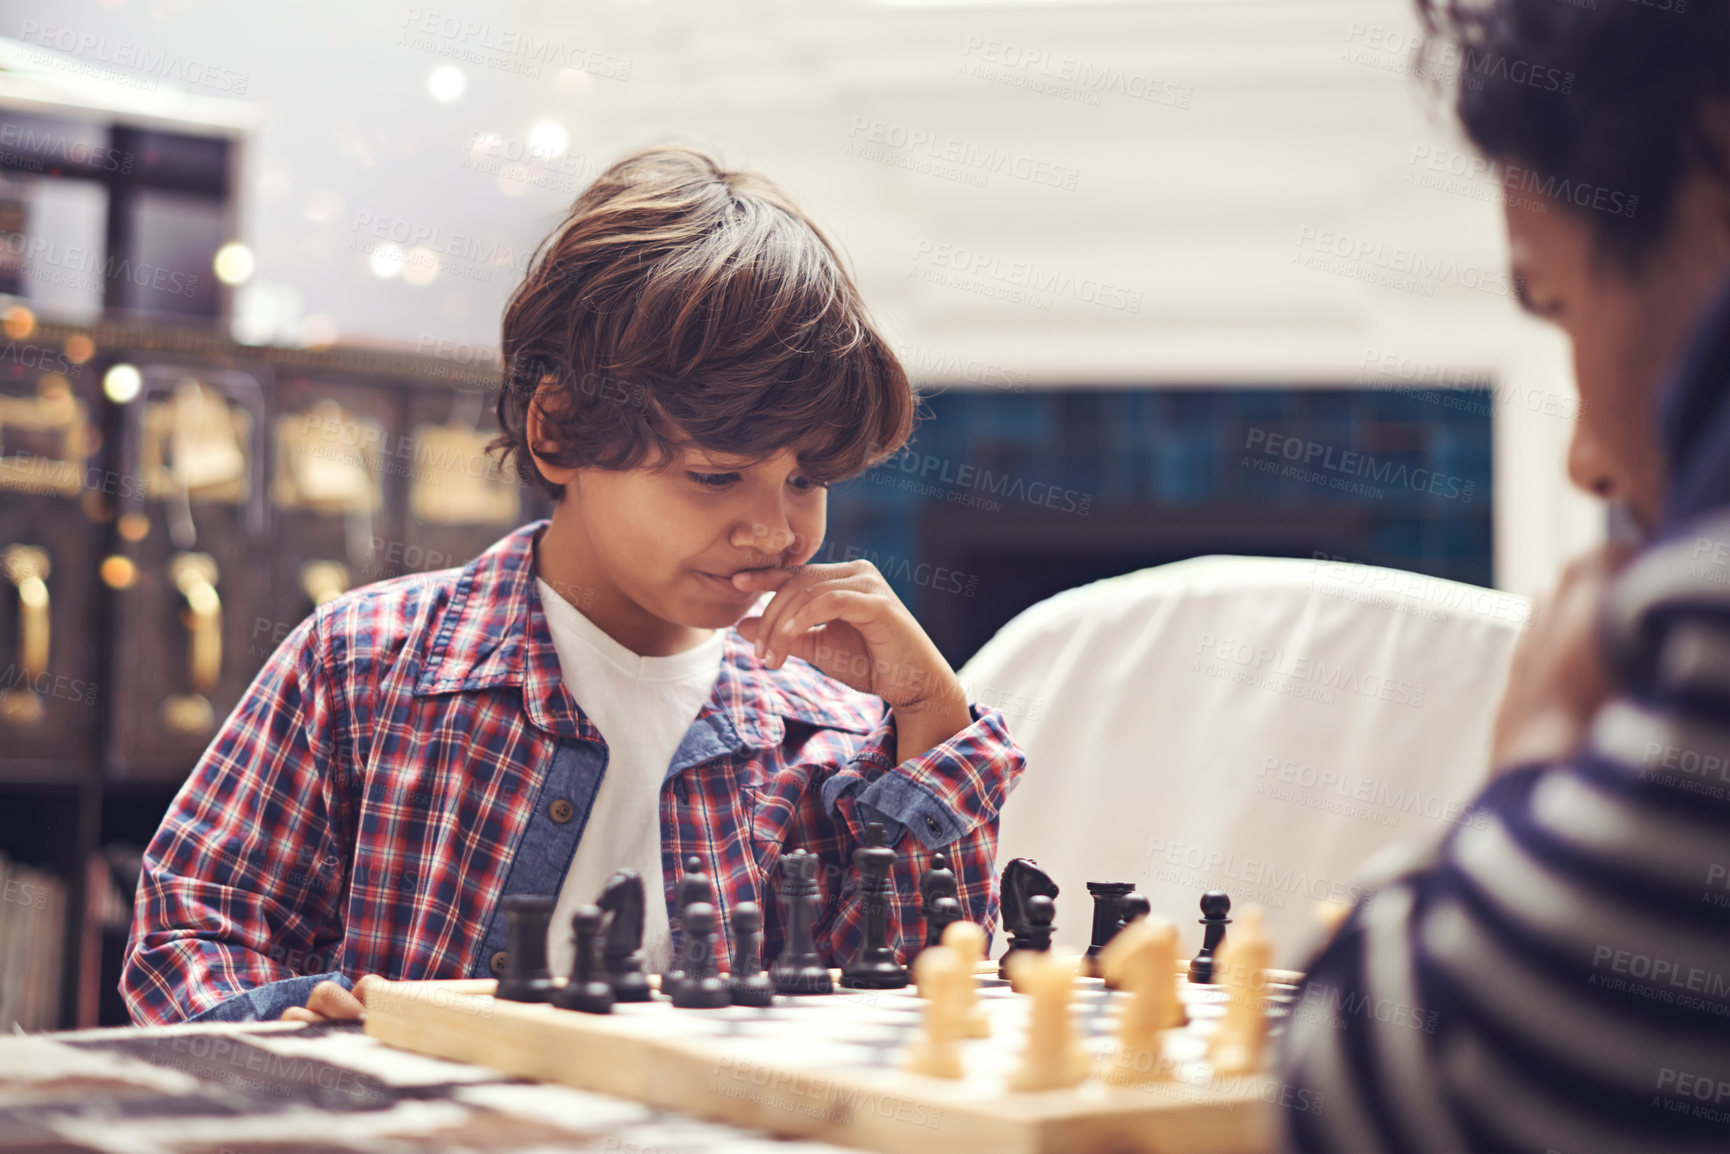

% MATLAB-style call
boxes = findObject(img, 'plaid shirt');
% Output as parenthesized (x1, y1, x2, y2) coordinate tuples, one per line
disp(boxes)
(124, 519, 1025, 1025)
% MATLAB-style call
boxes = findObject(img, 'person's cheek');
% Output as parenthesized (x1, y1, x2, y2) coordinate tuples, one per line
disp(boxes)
(794, 501, 827, 564)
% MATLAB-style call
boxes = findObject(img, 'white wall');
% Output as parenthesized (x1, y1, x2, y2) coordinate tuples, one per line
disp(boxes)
(0, 0, 1603, 594)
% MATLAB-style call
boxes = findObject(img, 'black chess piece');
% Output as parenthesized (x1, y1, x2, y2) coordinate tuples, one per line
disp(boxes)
(495, 894, 557, 1003)
(1102, 891, 1151, 991)
(917, 852, 960, 957)
(1022, 895, 1058, 953)
(676, 855, 713, 919)
(665, 855, 714, 991)
(1188, 891, 1233, 984)
(1083, 881, 1136, 977)
(841, 823, 911, 990)
(925, 894, 964, 949)
(996, 858, 1060, 979)
(554, 905, 615, 1014)
(1117, 891, 1152, 933)
(727, 901, 776, 1008)
(771, 849, 833, 995)
(1002, 894, 1058, 984)
(671, 902, 732, 1009)
(595, 870, 653, 1002)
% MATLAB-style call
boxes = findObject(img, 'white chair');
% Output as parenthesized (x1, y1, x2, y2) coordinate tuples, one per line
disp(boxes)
(958, 555, 1531, 967)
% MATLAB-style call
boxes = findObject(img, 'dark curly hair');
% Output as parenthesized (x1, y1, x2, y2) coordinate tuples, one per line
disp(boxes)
(1414, 0, 1730, 268)
(488, 143, 916, 502)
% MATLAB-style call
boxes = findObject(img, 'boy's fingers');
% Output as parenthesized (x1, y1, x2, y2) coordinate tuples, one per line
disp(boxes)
(758, 578, 861, 665)
(749, 573, 820, 659)
(781, 590, 875, 651)
(280, 1006, 321, 1022)
(352, 974, 382, 1005)
(306, 980, 366, 1020)
(731, 565, 798, 591)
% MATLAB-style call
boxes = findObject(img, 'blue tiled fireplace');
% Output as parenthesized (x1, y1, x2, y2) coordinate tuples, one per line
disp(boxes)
(823, 387, 1494, 667)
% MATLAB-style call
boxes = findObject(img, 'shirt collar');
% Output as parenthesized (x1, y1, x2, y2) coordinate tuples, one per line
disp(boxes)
(1661, 270, 1730, 532)
(413, 520, 876, 750)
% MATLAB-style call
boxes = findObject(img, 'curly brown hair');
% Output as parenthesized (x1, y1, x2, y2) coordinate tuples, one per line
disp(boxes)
(488, 143, 916, 502)
(1413, 0, 1730, 270)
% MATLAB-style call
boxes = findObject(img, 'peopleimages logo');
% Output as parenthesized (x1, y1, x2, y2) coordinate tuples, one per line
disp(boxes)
(1192, 632, 1427, 708)
(1293, 226, 1519, 299)
(910, 240, 1143, 313)
(1244, 427, 1476, 502)
(870, 444, 1093, 516)
(0, 123, 133, 173)
(846, 118, 1080, 191)
(958, 36, 1193, 110)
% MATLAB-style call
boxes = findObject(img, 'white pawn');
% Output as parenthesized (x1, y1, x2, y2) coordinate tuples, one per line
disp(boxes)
(941, 921, 991, 1038)
(1007, 951, 1090, 1092)
(1098, 917, 1180, 1084)
(904, 945, 968, 1079)
(1209, 905, 1273, 1076)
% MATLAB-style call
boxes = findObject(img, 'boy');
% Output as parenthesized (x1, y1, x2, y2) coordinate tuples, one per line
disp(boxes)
(1279, 4, 1730, 1152)
(122, 144, 1026, 1024)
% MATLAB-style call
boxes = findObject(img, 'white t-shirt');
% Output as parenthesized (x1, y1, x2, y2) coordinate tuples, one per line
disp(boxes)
(538, 577, 725, 977)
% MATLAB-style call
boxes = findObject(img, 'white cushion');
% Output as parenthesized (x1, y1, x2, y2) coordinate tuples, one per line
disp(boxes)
(959, 555, 1531, 965)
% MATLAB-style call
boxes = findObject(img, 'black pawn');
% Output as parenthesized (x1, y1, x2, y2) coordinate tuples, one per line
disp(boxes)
(1083, 881, 1135, 977)
(771, 849, 834, 995)
(596, 870, 652, 1002)
(671, 902, 731, 1009)
(841, 823, 910, 990)
(1103, 892, 1151, 991)
(1188, 891, 1233, 984)
(1118, 891, 1152, 932)
(554, 906, 614, 1014)
(1000, 893, 1057, 979)
(676, 855, 713, 920)
(728, 902, 776, 1008)
(925, 894, 964, 949)
(495, 894, 556, 1003)
(665, 856, 713, 992)
(918, 852, 960, 956)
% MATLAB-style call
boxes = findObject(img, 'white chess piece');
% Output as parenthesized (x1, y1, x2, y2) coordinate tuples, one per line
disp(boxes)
(1208, 906, 1273, 1076)
(941, 921, 991, 1038)
(904, 945, 968, 1079)
(1098, 918, 1180, 1084)
(1007, 951, 1090, 1092)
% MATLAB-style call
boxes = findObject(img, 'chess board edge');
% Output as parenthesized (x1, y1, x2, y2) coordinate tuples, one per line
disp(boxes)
(362, 978, 1278, 1154)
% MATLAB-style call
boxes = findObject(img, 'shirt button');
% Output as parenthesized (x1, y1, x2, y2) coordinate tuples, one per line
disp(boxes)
(925, 817, 941, 834)
(549, 798, 575, 824)
(490, 950, 509, 975)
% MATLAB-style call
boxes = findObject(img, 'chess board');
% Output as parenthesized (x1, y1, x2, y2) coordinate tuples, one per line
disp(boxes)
(362, 966, 1301, 1154)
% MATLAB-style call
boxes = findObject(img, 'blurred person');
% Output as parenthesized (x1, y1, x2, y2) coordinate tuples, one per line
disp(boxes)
(1279, 3, 1730, 1152)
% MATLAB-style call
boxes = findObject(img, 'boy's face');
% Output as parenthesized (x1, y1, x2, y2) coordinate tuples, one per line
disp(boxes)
(530, 416, 828, 651)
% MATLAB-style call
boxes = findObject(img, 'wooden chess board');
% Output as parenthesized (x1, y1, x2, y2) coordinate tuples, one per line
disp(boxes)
(362, 966, 1300, 1154)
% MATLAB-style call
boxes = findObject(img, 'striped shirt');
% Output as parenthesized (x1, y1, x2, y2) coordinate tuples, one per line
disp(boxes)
(123, 519, 1024, 1025)
(1279, 285, 1730, 1154)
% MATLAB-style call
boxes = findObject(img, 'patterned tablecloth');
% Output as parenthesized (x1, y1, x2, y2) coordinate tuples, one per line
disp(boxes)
(0, 1019, 853, 1153)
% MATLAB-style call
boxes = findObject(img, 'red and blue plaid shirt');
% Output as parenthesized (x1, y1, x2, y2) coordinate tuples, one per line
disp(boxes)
(124, 519, 1025, 1024)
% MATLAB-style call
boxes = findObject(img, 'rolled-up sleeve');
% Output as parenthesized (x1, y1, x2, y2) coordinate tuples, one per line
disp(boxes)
(811, 702, 1025, 966)
(821, 703, 1024, 850)
(123, 610, 353, 1025)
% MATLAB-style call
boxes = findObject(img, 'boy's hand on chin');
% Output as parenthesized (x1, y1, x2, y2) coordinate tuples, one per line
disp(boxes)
(733, 561, 972, 762)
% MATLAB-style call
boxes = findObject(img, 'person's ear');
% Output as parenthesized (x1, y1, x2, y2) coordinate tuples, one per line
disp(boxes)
(525, 389, 580, 493)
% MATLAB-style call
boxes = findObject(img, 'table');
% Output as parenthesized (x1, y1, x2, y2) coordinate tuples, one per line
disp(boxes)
(0, 1018, 853, 1153)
